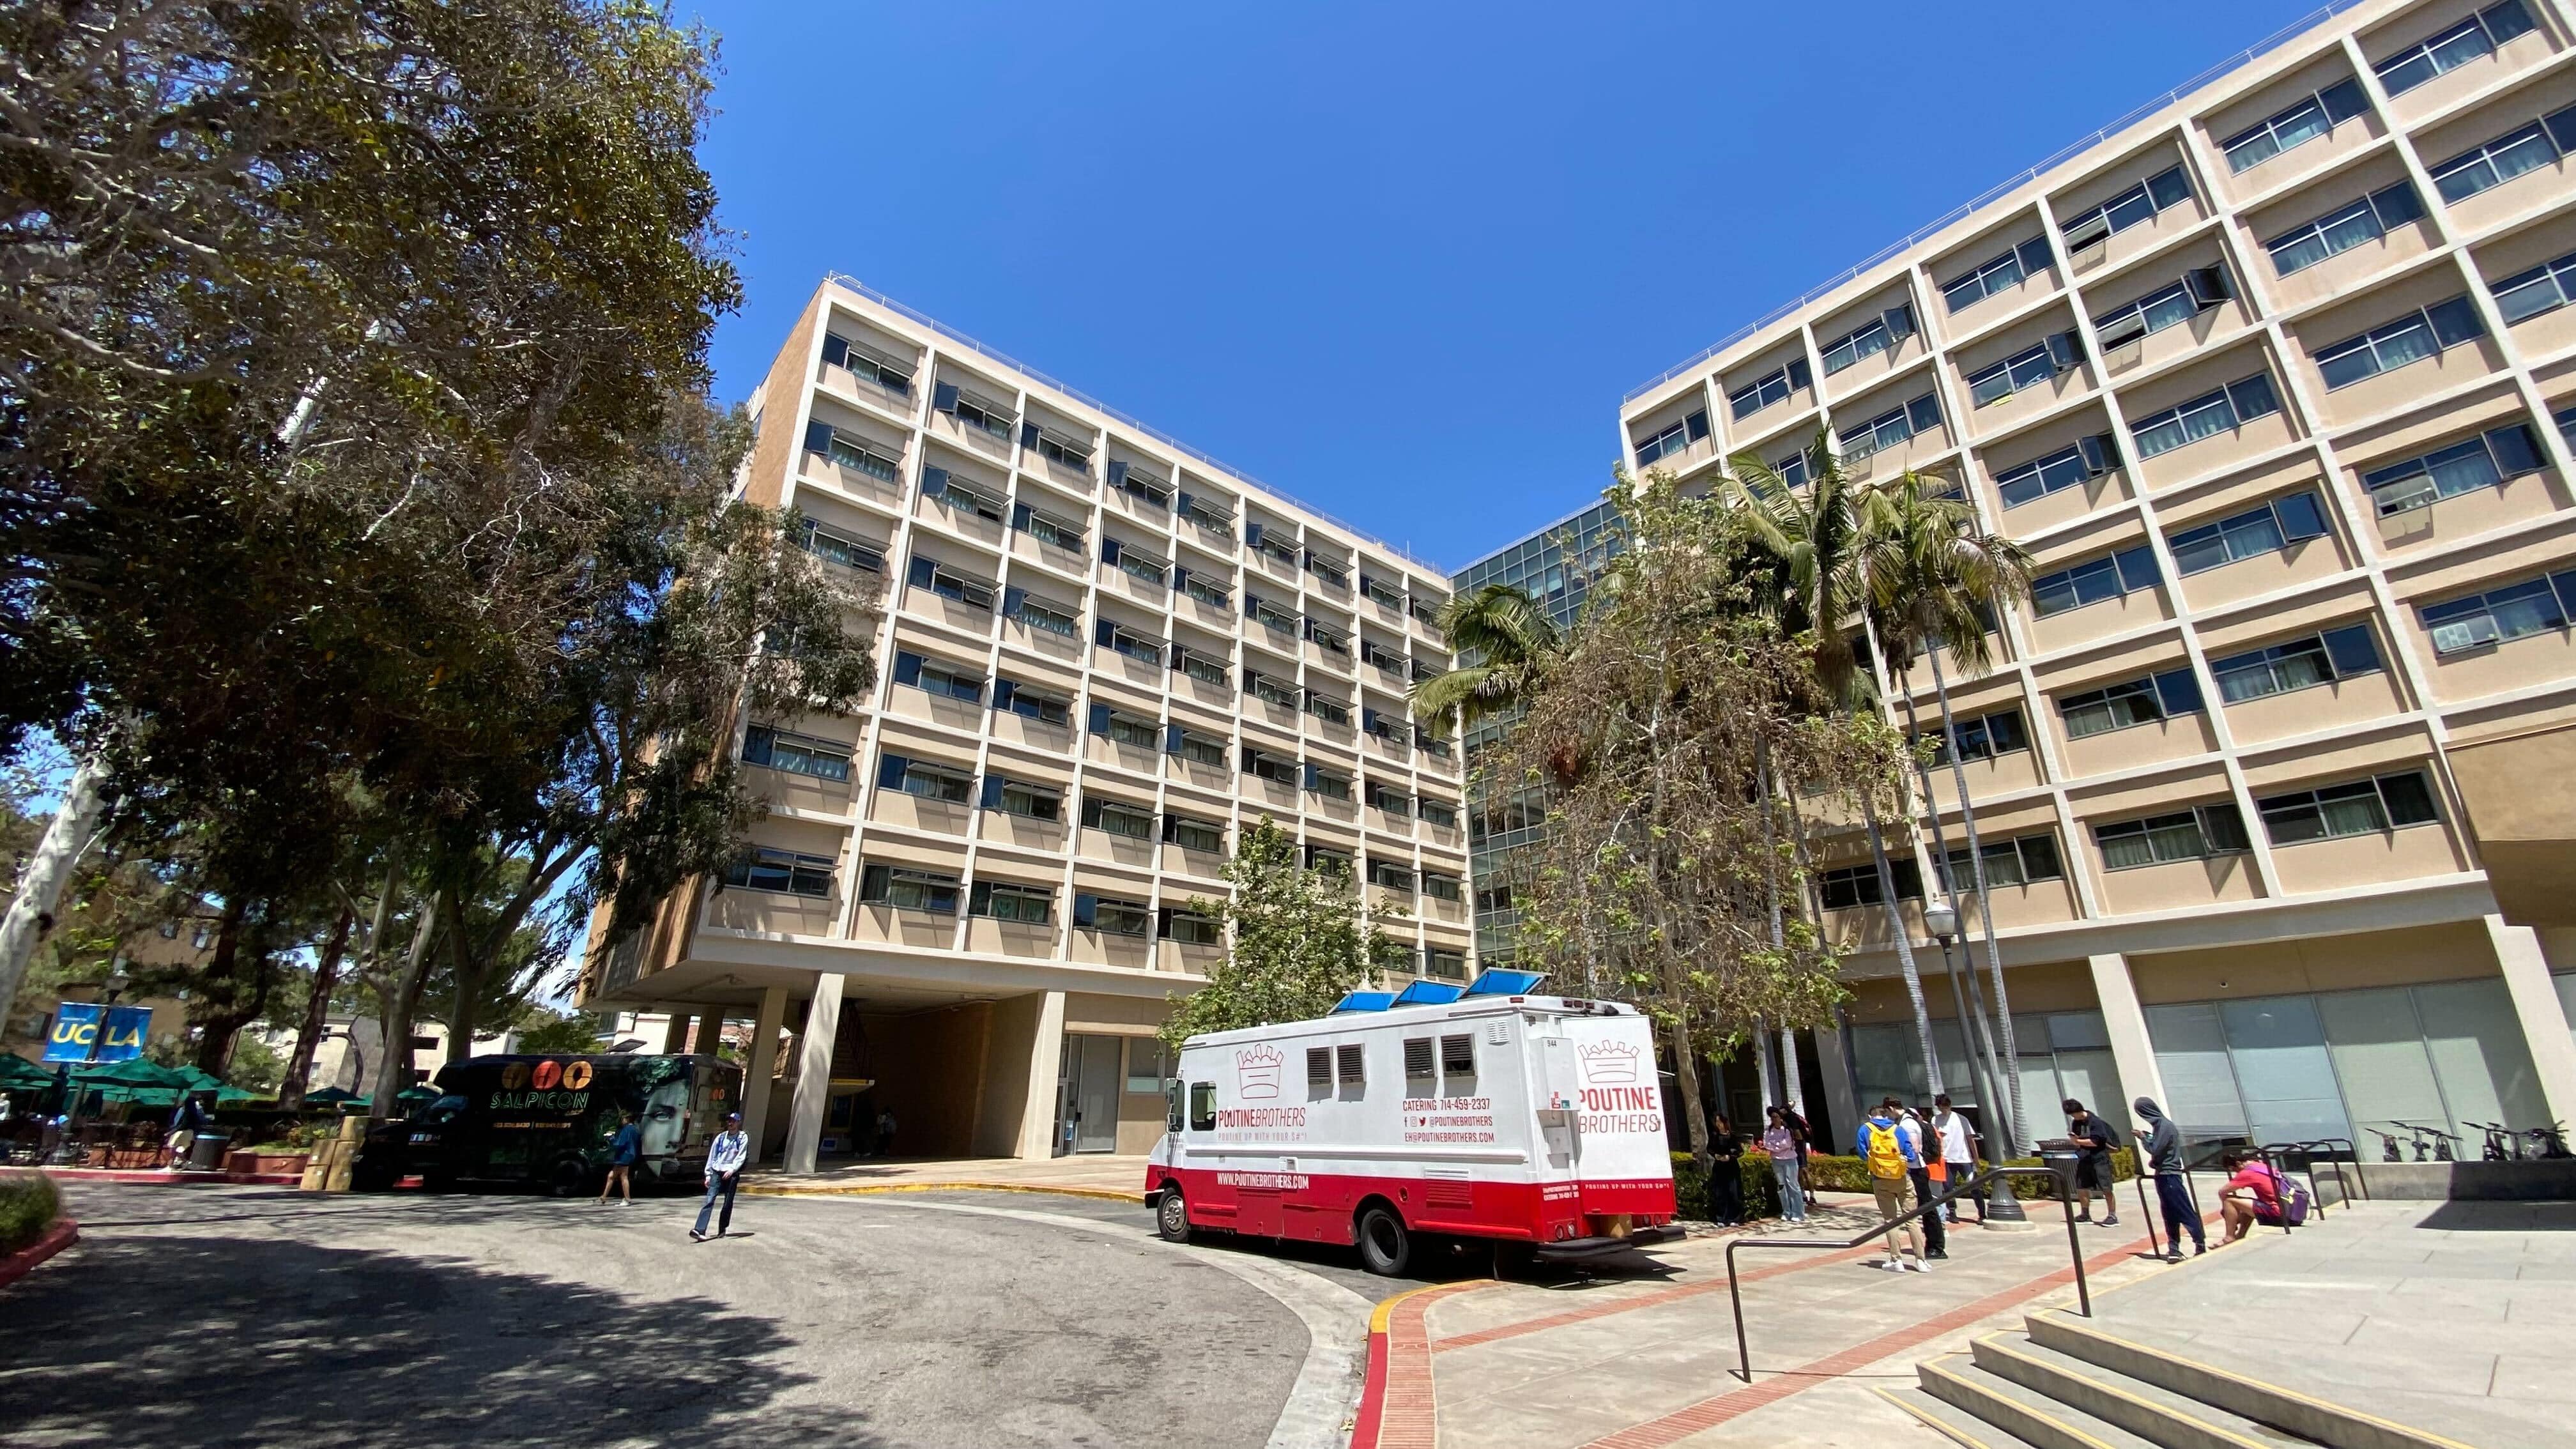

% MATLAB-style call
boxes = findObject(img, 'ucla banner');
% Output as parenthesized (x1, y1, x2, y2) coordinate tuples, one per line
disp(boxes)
(43, 1003, 152, 1063)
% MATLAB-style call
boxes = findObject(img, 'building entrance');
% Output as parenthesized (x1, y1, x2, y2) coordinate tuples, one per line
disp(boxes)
(1055, 1033, 1121, 1155)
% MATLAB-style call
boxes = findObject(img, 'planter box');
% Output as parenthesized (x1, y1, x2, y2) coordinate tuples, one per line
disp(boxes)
(226, 1151, 309, 1179)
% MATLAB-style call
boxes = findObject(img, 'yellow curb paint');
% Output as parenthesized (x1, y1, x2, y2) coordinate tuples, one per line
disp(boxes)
(1873, 1385, 2000, 1449)
(1369, 1279, 1474, 1336)
(740, 1180, 1145, 1204)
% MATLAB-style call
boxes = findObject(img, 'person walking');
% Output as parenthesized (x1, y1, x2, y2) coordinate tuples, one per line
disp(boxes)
(2062, 1100, 2120, 1227)
(2131, 1097, 2205, 1260)
(1902, 1105, 1948, 1261)
(1761, 1107, 1806, 1222)
(1931, 1094, 1982, 1225)
(691, 1112, 750, 1242)
(1857, 1099, 1931, 1272)
(1706, 1112, 1744, 1225)
(597, 1111, 643, 1204)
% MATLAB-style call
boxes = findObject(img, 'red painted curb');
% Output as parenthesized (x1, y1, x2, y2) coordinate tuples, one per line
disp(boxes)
(38, 1168, 302, 1186)
(1348, 1322, 1393, 1449)
(0, 1218, 79, 1291)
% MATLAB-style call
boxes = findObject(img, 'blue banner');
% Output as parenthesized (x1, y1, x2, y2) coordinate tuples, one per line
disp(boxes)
(42, 1003, 152, 1063)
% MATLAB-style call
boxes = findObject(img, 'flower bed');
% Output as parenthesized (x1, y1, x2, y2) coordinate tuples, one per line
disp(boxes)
(1, 1170, 61, 1254)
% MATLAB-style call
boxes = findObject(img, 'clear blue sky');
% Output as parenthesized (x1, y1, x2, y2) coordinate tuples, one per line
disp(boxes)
(689, 1, 2329, 572)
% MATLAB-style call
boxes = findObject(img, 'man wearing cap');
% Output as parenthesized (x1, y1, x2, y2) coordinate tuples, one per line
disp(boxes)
(691, 1112, 751, 1242)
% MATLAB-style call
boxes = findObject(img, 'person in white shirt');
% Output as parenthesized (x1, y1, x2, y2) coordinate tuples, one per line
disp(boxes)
(691, 1112, 750, 1242)
(1932, 1094, 1981, 1224)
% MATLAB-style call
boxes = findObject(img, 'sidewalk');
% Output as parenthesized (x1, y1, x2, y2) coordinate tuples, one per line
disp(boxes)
(742, 1153, 1150, 1200)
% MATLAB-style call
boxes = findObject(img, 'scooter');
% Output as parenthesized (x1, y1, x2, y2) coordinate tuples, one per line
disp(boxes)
(2525, 1123, 2571, 1160)
(2372, 1128, 2406, 1163)
(2471, 1121, 2518, 1162)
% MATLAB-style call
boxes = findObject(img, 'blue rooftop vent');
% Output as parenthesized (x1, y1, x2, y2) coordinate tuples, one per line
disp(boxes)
(1329, 990, 1397, 1015)
(1463, 969, 1547, 997)
(1391, 981, 1466, 1007)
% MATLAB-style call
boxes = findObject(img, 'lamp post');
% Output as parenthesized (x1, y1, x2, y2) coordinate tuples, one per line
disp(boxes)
(1924, 902, 2026, 1226)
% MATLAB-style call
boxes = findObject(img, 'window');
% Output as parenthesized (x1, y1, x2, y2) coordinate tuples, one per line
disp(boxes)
(892, 649, 983, 703)
(1189, 1081, 1216, 1131)
(1474, 883, 1514, 912)
(2168, 492, 2329, 575)
(2494, 250, 2576, 324)
(1305, 690, 1351, 726)
(724, 847, 836, 898)
(1181, 492, 1234, 536)
(1634, 409, 1712, 464)
(2259, 770, 2441, 845)
(1108, 461, 1170, 509)
(1100, 537, 1166, 587)
(2314, 296, 2483, 390)
(742, 726, 852, 782)
(1368, 859, 1416, 891)
(1015, 503, 1085, 553)
(1080, 792, 1157, 841)
(1820, 305, 1915, 374)
(1128, 1039, 1173, 1095)
(2094, 267, 2232, 348)
(876, 753, 974, 804)
(1423, 872, 1462, 902)
(2210, 625, 2381, 702)
(1361, 638, 1404, 672)
(2428, 108, 2576, 204)
(921, 468, 1004, 523)
(1077, 893, 1152, 937)
(1245, 671, 1298, 709)
(1007, 590, 1079, 638)
(1820, 859, 1922, 908)
(985, 776, 1062, 822)
(1927, 707, 2030, 763)
(1161, 908, 1222, 946)
(1404, 1037, 1436, 1094)
(1418, 798, 1460, 830)
(1248, 595, 1298, 634)
(969, 880, 1055, 924)
(795, 519, 884, 574)
(802, 421, 901, 482)
(158, 921, 180, 939)
(2094, 803, 2251, 870)
(2058, 165, 2193, 251)
(1410, 594, 1441, 627)
(1088, 703, 1162, 751)
(1172, 643, 1228, 687)
(1440, 1034, 1476, 1096)
(2223, 79, 2371, 173)
(1243, 746, 1298, 785)
(1361, 574, 1405, 610)
(1836, 394, 1942, 461)
(1180, 571, 1230, 611)
(1254, 529, 1299, 568)
(1171, 726, 1226, 769)
(1303, 618, 1350, 656)
(1995, 436, 2119, 508)
(1305, 844, 1353, 877)
(1771, 446, 1811, 491)
(906, 556, 995, 611)
(1365, 781, 1411, 815)
(2372, 1, 2535, 96)
(1940, 238, 2054, 314)
(1728, 358, 1813, 420)
(2265, 183, 2424, 275)
(1306, 765, 1352, 801)
(2058, 668, 2205, 738)
(2128, 374, 2280, 459)
(2559, 402, 2576, 450)
(1167, 815, 1225, 853)
(1967, 335, 2083, 408)
(1307, 1045, 1333, 1091)
(935, 383, 1014, 439)
(2030, 545, 2161, 616)
(1936, 833, 2064, 891)
(1305, 551, 1351, 590)
(1034, 431, 1091, 472)
(820, 334, 916, 395)
(1338, 1042, 1367, 1086)
(1426, 949, 1468, 981)
(2419, 568, 2576, 654)
(994, 678, 1071, 727)
(2359, 423, 2543, 516)
(1095, 618, 1163, 663)
(858, 862, 960, 913)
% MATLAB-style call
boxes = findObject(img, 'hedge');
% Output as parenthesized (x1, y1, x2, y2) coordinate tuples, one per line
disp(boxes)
(1669, 1146, 2136, 1221)
(1800, 1147, 2138, 1199)
(0, 1171, 61, 1255)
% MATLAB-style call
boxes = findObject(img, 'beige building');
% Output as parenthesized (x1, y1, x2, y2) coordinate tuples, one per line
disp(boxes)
(581, 280, 1473, 1168)
(1615, 0, 2576, 1156)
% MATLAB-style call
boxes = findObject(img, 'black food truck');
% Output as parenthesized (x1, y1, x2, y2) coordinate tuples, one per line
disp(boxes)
(355, 1052, 743, 1195)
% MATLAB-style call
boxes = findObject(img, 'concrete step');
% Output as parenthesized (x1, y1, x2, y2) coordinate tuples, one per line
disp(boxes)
(1970, 1333, 2319, 1449)
(1880, 1383, 2045, 1449)
(2025, 1312, 2480, 1449)
(1919, 1353, 2168, 1449)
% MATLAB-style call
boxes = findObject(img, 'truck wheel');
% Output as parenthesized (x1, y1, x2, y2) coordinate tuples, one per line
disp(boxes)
(546, 1156, 594, 1198)
(1357, 1204, 1413, 1276)
(1156, 1186, 1191, 1243)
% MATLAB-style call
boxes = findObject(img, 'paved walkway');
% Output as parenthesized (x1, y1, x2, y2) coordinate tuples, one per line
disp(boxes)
(746, 1153, 1150, 1199)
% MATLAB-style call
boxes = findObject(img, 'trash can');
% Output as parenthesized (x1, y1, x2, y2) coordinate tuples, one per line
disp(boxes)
(2038, 1147, 2083, 1196)
(187, 1130, 229, 1170)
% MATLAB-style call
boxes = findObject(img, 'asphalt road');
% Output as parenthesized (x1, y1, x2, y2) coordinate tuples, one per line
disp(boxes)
(0, 1181, 1347, 1449)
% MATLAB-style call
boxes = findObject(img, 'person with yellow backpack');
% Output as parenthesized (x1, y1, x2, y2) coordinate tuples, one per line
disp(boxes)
(1854, 1099, 1932, 1272)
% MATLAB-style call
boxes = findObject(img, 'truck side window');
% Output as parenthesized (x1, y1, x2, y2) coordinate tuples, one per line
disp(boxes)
(1337, 1043, 1365, 1096)
(1404, 1038, 1436, 1095)
(1188, 1081, 1216, 1132)
(1441, 1034, 1476, 1098)
(1306, 1046, 1333, 1101)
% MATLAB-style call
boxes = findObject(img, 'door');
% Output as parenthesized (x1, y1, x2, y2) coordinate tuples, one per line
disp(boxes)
(1055, 1033, 1124, 1155)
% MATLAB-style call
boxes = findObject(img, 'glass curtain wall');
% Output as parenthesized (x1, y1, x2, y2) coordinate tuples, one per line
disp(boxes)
(1849, 1009, 2127, 1139)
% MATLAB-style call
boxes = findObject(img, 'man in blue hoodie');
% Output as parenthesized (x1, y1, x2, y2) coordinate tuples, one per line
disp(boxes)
(1857, 1097, 1930, 1272)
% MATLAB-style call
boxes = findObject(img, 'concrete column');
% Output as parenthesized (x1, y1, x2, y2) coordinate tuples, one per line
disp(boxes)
(2087, 951, 2168, 1112)
(2485, 914, 2576, 1126)
(695, 1008, 726, 1056)
(1015, 990, 1068, 1161)
(785, 973, 845, 1175)
(1814, 1022, 1860, 1149)
(739, 985, 790, 1167)
(659, 1009, 690, 1053)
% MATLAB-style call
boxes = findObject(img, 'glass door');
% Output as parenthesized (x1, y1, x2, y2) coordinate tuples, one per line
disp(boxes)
(1054, 1033, 1124, 1155)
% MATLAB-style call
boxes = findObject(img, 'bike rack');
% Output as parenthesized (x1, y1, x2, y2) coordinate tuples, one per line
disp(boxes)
(1724, 1165, 2083, 1385)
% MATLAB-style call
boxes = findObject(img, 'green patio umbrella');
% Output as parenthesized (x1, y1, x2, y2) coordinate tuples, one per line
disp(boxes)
(70, 1056, 190, 1090)
(300, 1086, 361, 1106)
(167, 1065, 261, 1103)
(395, 1082, 441, 1104)
(0, 1054, 57, 1090)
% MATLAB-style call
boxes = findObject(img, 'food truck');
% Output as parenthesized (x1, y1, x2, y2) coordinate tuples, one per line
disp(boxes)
(1144, 970, 1680, 1275)
(353, 1052, 741, 1195)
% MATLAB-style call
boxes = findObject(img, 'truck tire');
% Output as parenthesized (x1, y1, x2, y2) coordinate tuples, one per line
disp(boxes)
(1357, 1204, 1413, 1276)
(546, 1155, 594, 1198)
(1156, 1186, 1192, 1243)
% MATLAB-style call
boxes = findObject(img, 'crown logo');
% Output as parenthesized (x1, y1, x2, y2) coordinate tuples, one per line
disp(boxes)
(1236, 1043, 1283, 1099)
(1578, 1040, 1641, 1084)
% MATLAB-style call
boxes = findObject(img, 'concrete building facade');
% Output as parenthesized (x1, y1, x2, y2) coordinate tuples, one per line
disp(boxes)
(580, 279, 1473, 1169)
(1606, 0, 2576, 1156)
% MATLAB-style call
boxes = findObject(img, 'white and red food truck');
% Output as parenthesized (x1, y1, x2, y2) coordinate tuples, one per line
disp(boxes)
(1144, 970, 1681, 1275)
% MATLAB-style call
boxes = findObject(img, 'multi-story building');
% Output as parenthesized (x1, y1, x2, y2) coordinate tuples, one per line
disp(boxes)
(1611, 0, 2576, 1156)
(581, 279, 1473, 1169)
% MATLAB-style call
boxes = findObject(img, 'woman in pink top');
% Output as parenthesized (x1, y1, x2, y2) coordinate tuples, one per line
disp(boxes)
(2216, 1150, 2281, 1243)
(1761, 1107, 1805, 1222)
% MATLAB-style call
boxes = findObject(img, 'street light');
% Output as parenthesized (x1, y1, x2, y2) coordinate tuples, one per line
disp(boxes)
(1924, 903, 2027, 1227)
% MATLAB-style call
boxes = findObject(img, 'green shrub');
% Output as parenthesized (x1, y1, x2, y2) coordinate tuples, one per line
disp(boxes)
(1669, 1151, 1788, 1223)
(0, 1171, 62, 1255)
(1802, 1147, 2137, 1199)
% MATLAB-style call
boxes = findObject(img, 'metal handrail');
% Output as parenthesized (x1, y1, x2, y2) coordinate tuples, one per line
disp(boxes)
(2273, 1137, 2367, 1206)
(1724, 1165, 2085, 1384)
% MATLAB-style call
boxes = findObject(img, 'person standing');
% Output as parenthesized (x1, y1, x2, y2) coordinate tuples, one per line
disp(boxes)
(691, 1112, 750, 1242)
(1761, 1107, 1805, 1222)
(1931, 1094, 1982, 1225)
(598, 1112, 643, 1205)
(2062, 1099, 2119, 1227)
(1901, 1105, 1948, 1261)
(1706, 1112, 1744, 1225)
(1856, 1099, 1930, 1272)
(2130, 1097, 2204, 1259)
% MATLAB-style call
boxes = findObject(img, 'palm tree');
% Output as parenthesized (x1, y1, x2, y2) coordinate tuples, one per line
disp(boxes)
(1855, 470, 2037, 1149)
(1722, 434, 1948, 1105)
(1406, 582, 1563, 737)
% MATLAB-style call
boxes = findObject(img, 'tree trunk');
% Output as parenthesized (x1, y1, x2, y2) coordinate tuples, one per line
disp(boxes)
(1927, 648, 2026, 1149)
(278, 907, 356, 1109)
(1667, 1016, 1710, 1158)
(443, 915, 487, 1063)
(371, 891, 445, 1121)
(1861, 797, 1944, 1099)
(1777, 1027, 1805, 1114)
(1894, 687, 2009, 1123)
(0, 748, 109, 1037)
(187, 897, 253, 1073)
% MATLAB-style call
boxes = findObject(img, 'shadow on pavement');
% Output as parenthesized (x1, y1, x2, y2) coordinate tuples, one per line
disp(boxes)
(0, 1229, 864, 1449)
